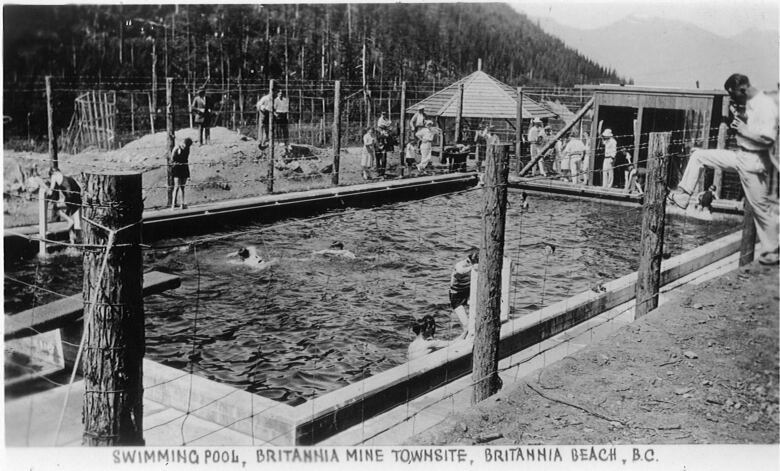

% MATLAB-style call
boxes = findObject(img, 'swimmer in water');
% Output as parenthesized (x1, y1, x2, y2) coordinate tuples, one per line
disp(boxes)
(312, 241, 356, 259)
(226, 245, 277, 270)
(407, 315, 453, 361)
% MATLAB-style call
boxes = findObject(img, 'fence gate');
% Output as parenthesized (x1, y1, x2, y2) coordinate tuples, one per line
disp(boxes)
(62, 91, 117, 153)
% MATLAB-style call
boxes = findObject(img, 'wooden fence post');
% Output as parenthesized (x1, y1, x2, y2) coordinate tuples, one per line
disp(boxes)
(46, 76, 59, 171)
(166, 78, 175, 207)
(38, 186, 48, 258)
(82, 171, 144, 446)
(267, 79, 275, 194)
(515, 87, 523, 173)
(472, 138, 510, 404)
(399, 81, 407, 177)
(147, 92, 155, 134)
(455, 83, 464, 143)
(332, 80, 341, 186)
(131, 93, 136, 135)
(739, 200, 757, 266)
(635, 132, 672, 318)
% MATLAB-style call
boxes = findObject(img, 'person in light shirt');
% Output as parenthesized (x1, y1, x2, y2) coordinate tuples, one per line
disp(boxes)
(668, 73, 779, 265)
(563, 132, 587, 183)
(274, 90, 290, 146)
(256, 91, 273, 146)
(601, 128, 617, 188)
(527, 118, 545, 176)
(416, 120, 438, 173)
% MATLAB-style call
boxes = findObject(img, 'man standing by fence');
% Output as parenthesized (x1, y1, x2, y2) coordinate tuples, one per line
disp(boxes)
(256, 90, 273, 147)
(668, 73, 779, 265)
(191, 89, 211, 146)
(274, 90, 290, 147)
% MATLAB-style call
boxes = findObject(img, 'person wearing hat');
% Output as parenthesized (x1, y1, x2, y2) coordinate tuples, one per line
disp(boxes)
(600, 128, 617, 188)
(528, 118, 545, 176)
(171, 137, 194, 210)
(191, 89, 211, 146)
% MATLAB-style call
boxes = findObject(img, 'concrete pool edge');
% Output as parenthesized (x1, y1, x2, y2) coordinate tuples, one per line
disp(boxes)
(139, 231, 741, 445)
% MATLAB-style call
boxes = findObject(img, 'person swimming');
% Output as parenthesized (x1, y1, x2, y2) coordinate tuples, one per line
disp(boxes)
(407, 315, 452, 361)
(312, 241, 356, 259)
(226, 245, 276, 270)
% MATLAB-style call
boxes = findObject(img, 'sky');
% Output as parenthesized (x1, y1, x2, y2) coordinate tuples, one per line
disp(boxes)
(510, 0, 778, 37)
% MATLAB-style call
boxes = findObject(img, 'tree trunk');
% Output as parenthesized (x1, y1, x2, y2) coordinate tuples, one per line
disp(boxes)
(82, 172, 144, 446)
(166, 78, 175, 207)
(45, 76, 58, 171)
(332, 80, 341, 185)
(472, 139, 510, 404)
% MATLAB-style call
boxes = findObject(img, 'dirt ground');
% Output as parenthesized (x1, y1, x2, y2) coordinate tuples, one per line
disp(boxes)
(3, 127, 383, 228)
(410, 262, 779, 445)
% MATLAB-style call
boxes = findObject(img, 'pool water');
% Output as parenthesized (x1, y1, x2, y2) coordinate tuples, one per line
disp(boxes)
(4, 190, 739, 404)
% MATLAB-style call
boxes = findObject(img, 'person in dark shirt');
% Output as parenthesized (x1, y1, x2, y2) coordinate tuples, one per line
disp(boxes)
(47, 170, 82, 244)
(695, 185, 717, 213)
(171, 138, 193, 210)
(449, 249, 479, 338)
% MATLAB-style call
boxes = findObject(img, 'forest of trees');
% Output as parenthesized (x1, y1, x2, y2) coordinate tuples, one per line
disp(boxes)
(4, 3, 624, 88)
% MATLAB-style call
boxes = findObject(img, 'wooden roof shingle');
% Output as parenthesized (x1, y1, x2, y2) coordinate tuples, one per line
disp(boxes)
(406, 71, 556, 120)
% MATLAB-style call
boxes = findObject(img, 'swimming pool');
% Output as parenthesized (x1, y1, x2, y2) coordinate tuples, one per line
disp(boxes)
(4, 190, 739, 404)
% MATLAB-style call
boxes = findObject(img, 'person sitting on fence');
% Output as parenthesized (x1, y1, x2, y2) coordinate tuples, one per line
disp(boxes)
(274, 90, 290, 147)
(171, 137, 193, 210)
(227, 245, 277, 270)
(47, 170, 82, 245)
(377, 111, 392, 130)
(313, 241, 356, 259)
(256, 91, 274, 147)
(361, 127, 376, 180)
(191, 89, 211, 146)
(449, 248, 479, 339)
(408, 315, 454, 361)
(667, 73, 779, 265)
(416, 120, 438, 173)
(694, 185, 717, 213)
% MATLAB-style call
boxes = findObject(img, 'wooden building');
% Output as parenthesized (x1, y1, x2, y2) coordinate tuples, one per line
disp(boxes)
(578, 85, 737, 197)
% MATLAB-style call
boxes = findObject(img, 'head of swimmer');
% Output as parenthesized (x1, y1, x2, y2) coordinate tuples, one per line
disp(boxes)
(329, 241, 344, 250)
(412, 315, 436, 339)
(228, 246, 251, 260)
(466, 248, 479, 265)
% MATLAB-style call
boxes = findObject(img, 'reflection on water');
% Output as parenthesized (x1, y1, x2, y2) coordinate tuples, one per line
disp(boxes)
(4, 190, 738, 404)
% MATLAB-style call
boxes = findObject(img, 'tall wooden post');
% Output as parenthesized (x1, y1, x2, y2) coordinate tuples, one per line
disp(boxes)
(515, 87, 523, 173)
(332, 80, 342, 185)
(165, 78, 175, 207)
(455, 83, 464, 143)
(472, 138, 510, 404)
(399, 81, 407, 177)
(635, 132, 672, 318)
(38, 186, 48, 258)
(739, 200, 757, 266)
(147, 93, 155, 134)
(46, 76, 59, 171)
(130, 93, 136, 135)
(82, 171, 144, 446)
(151, 40, 157, 131)
(267, 79, 275, 193)
(714, 121, 728, 199)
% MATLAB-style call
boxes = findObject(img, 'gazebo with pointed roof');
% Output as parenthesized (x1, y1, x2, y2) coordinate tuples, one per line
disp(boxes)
(406, 70, 555, 120)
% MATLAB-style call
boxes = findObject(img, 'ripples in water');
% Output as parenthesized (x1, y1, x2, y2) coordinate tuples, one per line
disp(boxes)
(4, 190, 739, 404)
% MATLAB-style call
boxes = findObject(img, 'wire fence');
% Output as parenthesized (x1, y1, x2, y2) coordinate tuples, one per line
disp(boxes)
(4, 144, 745, 445)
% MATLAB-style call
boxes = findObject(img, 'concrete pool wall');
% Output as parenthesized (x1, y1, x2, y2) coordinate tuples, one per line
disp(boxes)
(142, 230, 742, 445)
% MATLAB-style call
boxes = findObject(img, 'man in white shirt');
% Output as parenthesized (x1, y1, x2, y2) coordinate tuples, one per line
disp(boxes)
(377, 111, 392, 130)
(416, 120, 438, 172)
(601, 128, 617, 188)
(563, 132, 587, 183)
(274, 91, 290, 146)
(409, 107, 427, 134)
(527, 118, 545, 176)
(669, 73, 779, 265)
(256, 91, 273, 145)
